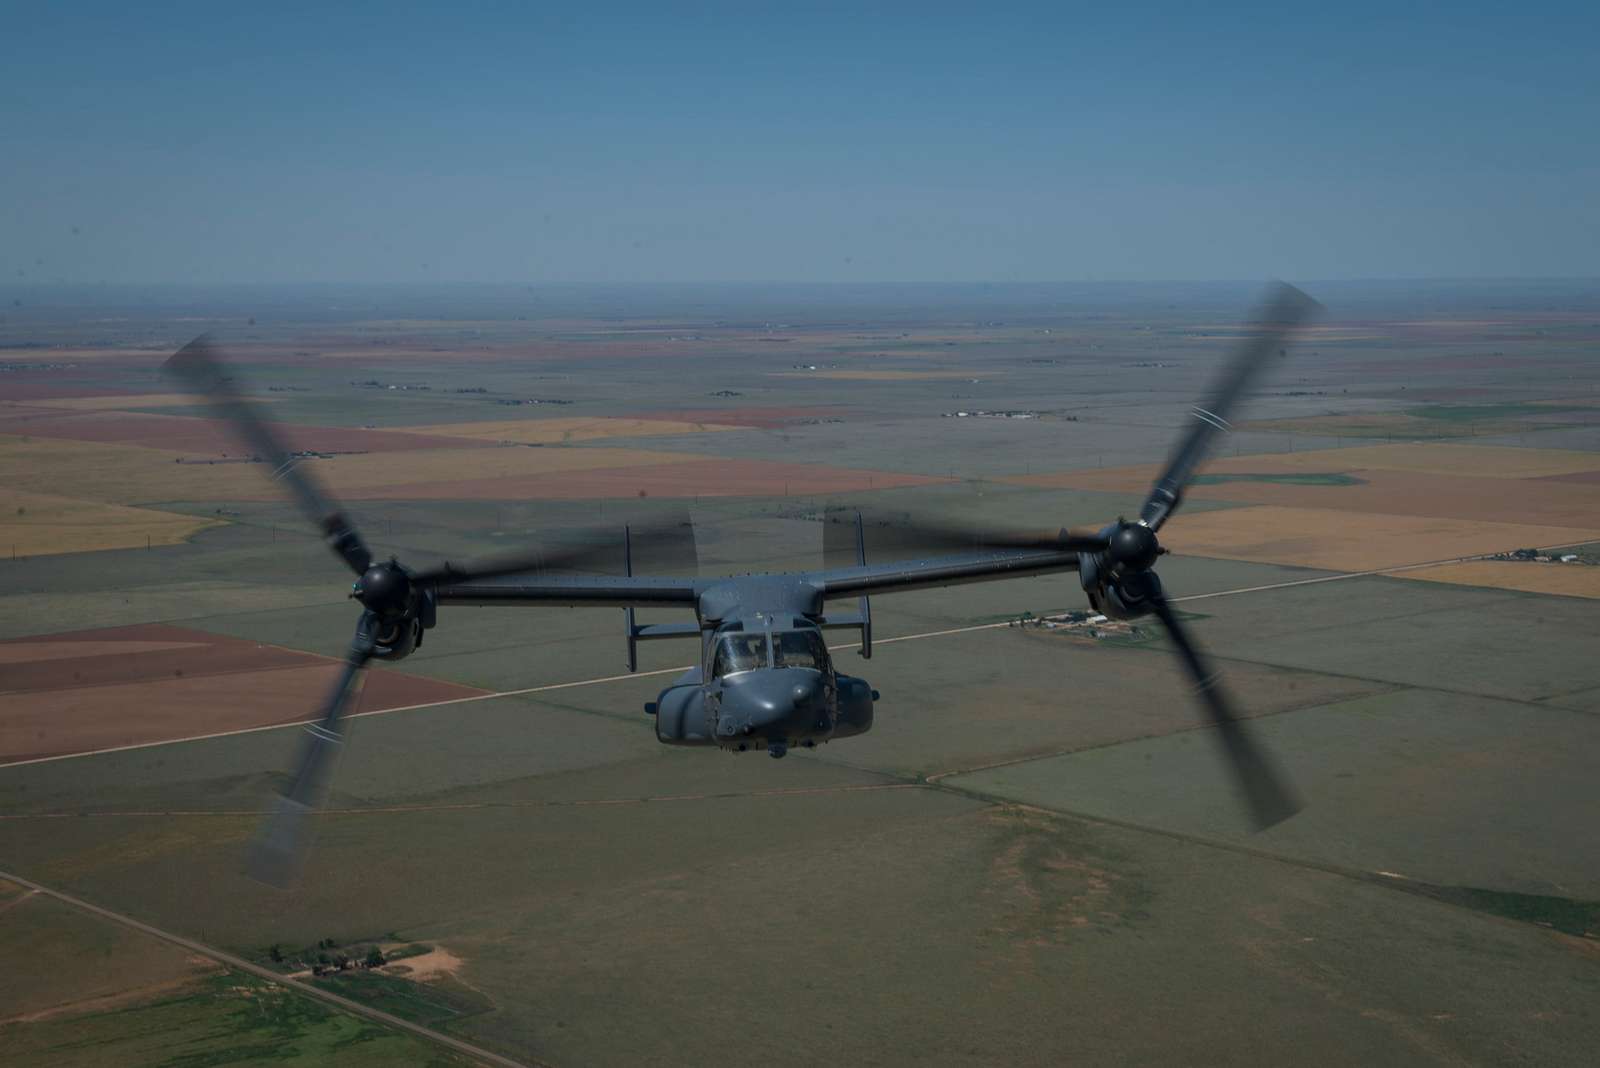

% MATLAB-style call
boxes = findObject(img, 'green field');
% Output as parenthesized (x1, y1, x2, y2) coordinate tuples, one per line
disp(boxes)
(1, 971, 476, 1067)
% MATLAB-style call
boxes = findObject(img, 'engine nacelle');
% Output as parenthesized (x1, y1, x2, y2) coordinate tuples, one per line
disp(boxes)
(368, 588, 435, 661)
(370, 614, 421, 660)
(655, 684, 714, 745)
(833, 674, 876, 738)
(1079, 550, 1163, 621)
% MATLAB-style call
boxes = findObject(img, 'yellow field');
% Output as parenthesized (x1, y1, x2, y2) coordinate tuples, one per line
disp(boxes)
(0, 490, 222, 557)
(0, 434, 708, 505)
(408, 416, 743, 443)
(1159, 505, 1600, 572)
(0, 436, 225, 503)
(1394, 559, 1600, 599)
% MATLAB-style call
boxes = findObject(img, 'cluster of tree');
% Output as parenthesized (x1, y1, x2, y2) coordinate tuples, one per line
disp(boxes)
(268, 938, 385, 975)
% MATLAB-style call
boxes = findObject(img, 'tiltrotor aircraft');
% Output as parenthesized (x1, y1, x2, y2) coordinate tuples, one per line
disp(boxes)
(166, 283, 1320, 884)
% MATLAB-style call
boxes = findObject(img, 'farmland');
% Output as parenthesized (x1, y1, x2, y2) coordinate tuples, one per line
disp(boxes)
(2, 280, 1599, 1065)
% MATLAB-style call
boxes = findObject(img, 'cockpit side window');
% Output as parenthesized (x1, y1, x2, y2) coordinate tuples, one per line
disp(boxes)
(712, 633, 769, 677)
(772, 630, 830, 671)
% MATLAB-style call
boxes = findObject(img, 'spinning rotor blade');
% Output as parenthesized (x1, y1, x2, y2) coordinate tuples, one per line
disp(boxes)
(246, 611, 377, 887)
(417, 510, 700, 585)
(1140, 284, 1322, 532)
(822, 507, 863, 570)
(823, 508, 1108, 564)
(1145, 594, 1301, 830)
(164, 335, 372, 575)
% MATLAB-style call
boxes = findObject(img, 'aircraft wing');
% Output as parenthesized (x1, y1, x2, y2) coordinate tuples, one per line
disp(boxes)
(432, 548, 1082, 609)
(433, 574, 701, 608)
(813, 548, 1082, 599)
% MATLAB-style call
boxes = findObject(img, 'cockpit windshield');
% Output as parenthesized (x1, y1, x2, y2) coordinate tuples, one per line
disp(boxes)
(712, 633, 769, 677)
(772, 629, 830, 671)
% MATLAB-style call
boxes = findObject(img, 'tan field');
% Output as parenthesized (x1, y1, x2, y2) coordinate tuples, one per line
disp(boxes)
(1159, 505, 1600, 572)
(408, 416, 744, 443)
(0, 490, 222, 558)
(1393, 559, 1600, 599)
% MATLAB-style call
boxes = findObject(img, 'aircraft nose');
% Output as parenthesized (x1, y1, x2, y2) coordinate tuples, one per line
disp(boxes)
(753, 672, 824, 724)
(719, 669, 827, 738)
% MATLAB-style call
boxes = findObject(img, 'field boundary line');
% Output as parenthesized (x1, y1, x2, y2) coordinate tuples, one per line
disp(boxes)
(0, 665, 690, 770)
(0, 868, 540, 1068)
(0, 781, 925, 821)
(2, 537, 1591, 772)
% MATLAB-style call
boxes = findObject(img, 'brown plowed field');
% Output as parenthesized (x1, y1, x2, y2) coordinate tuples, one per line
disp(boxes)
(0, 624, 489, 764)
(1539, 470, 1600, 486)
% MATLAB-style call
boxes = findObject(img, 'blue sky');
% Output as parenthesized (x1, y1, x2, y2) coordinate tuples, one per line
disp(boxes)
(4, 2, 1596, 283)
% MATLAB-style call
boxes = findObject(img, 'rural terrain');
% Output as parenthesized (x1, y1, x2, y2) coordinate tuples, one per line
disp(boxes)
(2, 279, 1599, 1065)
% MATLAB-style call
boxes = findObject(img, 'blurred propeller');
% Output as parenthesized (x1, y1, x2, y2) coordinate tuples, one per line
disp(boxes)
(1092, 283, 1319, 829)
(163, 335, 372, 575)
(419, 509, 700, 586)
(1139, 283, 1322, 532)
(822, 506, 1108, 566)
(246, 611, 377, 886)
(1145, 592, 1301, 829)
(167, 334, 693, 886)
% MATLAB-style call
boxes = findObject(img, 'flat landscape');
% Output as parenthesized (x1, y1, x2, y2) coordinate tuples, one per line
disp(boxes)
(3, 280, 1599, 1065)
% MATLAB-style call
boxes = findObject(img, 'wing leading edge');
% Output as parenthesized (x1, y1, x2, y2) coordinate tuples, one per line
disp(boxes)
(815, 548, 1082, 599)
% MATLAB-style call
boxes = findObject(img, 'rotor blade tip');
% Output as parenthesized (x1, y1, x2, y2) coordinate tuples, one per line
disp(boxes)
(1250, 794, 1304, 832)
(245, 795, 313, 889)
(163, 333, 221, 377)
(1264, 281, 1324, 320)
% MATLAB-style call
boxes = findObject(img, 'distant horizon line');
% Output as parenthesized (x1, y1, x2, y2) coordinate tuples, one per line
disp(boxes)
(4, 276, 1598, 288)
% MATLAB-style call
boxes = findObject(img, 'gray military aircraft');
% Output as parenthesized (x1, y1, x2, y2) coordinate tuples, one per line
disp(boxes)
(166, 283, 1319, 885)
